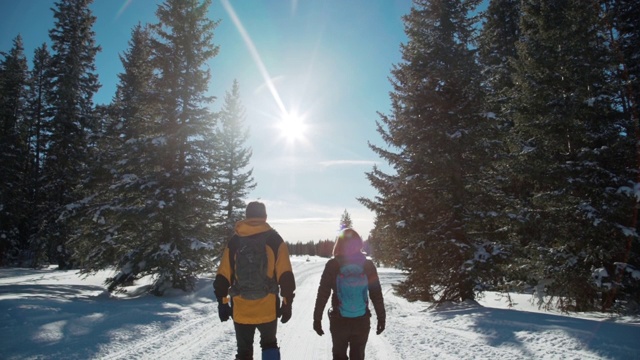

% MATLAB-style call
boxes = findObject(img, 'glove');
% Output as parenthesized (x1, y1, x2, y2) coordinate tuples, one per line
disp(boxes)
(376, 319, 385, 335)
(218, 303, 231, 322)
(280, 302, 292, 323)
(313, 320, 324, 336)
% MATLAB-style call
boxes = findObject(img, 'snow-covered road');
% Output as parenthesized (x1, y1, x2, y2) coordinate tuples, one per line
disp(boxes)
(2, 256, 640, 359)
(96, 258, 399, 360)
(96, 258, 400, 359)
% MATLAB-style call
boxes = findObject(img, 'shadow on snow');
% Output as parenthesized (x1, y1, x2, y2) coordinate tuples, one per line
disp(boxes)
(430, 301, 640, 359)
(0, 271, 216, 359)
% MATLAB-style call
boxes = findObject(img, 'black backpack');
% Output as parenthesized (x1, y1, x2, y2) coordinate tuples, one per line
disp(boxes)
(229, 233, 278, 300)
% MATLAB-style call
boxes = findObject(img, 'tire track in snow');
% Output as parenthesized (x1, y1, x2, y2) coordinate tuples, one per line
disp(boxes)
(280, 259, 332, 360)
(99, 307, 235, 360)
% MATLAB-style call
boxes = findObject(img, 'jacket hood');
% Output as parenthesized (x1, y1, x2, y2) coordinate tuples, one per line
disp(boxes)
(235, 218, 272, 237)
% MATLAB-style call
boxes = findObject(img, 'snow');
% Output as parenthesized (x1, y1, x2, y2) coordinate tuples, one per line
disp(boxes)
(615, 224, 637, 238)
(616, 182, 640, 201)
(1, 257, 639, 360)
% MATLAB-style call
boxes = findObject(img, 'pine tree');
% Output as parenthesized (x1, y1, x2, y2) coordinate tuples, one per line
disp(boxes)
(605, 0, 639, 118)
(339, 209, 353, 230)
(138, 0, 221, 294)
(504, 0, 636, 311)
(598, 0, 640, 310)
(215, 79, 256, 244)
(41, 0, 101, 269)
(361, 0, 500, 303)
(71, 24, 159, 289)
(0, 35, 29, 265)
(24, 43, 54, 266)
(478, 0, 520, 102)
(476, 0, 527, 291)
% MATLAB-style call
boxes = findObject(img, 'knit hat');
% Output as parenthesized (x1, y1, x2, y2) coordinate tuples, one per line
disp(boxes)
(246, 201, 267, 219)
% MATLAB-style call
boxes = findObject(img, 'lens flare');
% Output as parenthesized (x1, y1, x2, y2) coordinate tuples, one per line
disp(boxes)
(221, 0, 286, 114)
(116, 0, 133, 20)
(221, 0, 311, 146)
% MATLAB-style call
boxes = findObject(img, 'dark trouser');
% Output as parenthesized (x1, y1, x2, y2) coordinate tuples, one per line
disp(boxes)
(234, 320, 278, 360)
(329, 313, 371, 360)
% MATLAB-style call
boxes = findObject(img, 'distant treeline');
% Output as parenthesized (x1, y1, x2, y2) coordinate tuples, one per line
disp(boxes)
(286, 239, 372, 258)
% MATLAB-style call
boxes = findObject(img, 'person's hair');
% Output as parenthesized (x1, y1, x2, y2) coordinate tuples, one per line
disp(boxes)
(245, 201, 267, 218)
(333, 228, 363, 256)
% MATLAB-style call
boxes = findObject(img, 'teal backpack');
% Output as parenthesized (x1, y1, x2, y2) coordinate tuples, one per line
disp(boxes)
(336, 259, 369, 318)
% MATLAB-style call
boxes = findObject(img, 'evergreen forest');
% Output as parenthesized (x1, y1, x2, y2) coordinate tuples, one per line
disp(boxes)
(361, 0, 640, 312)
(0, 0, 255, 295)
(1, 0, 639, 312)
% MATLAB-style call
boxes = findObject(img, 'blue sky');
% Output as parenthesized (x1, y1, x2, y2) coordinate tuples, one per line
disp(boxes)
(0, 0, 412, 242)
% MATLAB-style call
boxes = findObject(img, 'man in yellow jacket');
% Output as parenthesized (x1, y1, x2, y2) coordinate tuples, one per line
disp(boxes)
(214, 201, 296, 360)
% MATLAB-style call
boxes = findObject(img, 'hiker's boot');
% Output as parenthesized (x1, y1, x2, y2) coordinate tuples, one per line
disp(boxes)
(262, 347, 280, 360)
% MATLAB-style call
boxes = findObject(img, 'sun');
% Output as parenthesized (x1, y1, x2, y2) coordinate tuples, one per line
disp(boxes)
(277, 111, 307, 142)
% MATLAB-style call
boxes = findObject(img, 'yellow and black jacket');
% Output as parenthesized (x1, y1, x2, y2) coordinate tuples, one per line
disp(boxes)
(213, 218, 295, 324)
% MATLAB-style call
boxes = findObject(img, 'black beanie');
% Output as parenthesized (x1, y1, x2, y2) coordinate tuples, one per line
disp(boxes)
(246, 201, 267, 218)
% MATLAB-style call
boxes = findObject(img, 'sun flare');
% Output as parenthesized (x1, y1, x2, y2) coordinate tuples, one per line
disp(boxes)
(277, 111, 307, 142)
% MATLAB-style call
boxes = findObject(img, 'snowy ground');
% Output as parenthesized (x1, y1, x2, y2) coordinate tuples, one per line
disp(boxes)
(1, 256, 639, 360)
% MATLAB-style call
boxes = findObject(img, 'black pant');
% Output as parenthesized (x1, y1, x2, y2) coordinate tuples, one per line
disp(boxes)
(234, 320, 278, 360)
(329, 314, 371, 360)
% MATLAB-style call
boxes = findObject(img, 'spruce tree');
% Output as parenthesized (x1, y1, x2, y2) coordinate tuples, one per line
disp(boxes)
(599, 0, 640, 310)
(339, 209, 353, 230)
(215, 79, 256, 244)
(141, 0, 221, 294)
(505, 0, 636, 311)
(0, 35, 29, 264)
(24, 43, 54, 267)
(476, 0, 527, 290)
(361, 0, 500, 303)
(605, 0, 639, 117)
(478, 0, 520, 100)
(71, 24, 159, 289)
(41, 0, 101, 269)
